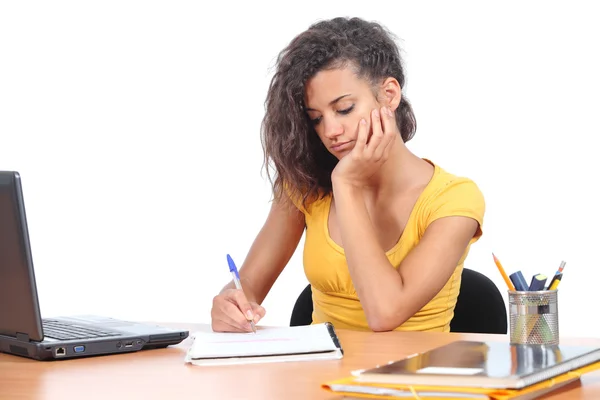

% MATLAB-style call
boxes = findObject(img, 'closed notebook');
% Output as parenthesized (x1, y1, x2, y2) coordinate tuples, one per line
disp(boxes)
(322, 370, 588, 399)
(184, 322, 343, 366)
(353, 340, 600, 389)
(323, 343, 600, 399)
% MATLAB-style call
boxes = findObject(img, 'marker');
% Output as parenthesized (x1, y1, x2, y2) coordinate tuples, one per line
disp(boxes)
(492, 253, 516, 291)
(509, 271, 528, 292)
(528, 274, 547, 291)
(226, 254, 257, 333)
(549, 273, 563, 290)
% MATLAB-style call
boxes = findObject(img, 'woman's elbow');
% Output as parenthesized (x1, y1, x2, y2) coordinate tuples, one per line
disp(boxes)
(366, 310, 409, 332)
(369, 322, 395, 332)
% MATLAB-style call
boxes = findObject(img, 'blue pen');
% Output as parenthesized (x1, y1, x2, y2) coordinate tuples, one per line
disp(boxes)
(509, 271, 528, 291)
(226, 254, 257, 333)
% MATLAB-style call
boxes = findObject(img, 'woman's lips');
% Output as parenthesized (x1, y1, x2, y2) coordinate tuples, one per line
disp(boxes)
(331, 141, 353, 152)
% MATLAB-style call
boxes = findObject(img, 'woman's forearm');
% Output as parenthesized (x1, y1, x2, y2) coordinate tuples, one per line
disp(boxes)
(332, 181, 407, 331)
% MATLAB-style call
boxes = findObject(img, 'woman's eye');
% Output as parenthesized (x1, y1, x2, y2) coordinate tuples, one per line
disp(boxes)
(338, 105, 354, 115)
(309, 105, 353, 125)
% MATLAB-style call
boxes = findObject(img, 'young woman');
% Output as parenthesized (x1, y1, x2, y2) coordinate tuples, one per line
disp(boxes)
(210, 17, 485, 333)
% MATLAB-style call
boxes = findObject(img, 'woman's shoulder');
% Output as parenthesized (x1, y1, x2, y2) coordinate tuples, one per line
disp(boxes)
(425, 160, 483, 201)
(417, 159, 486, 227)
(283, 181, 330, 216)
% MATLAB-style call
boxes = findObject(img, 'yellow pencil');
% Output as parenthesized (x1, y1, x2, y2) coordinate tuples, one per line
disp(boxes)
(492, 253, 516, 291)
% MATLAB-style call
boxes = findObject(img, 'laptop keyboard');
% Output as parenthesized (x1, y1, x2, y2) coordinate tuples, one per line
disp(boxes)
(43, 319, 121, 340)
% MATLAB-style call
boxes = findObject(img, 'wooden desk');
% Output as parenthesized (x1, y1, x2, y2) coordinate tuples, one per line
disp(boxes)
(1, 323, 600, 399)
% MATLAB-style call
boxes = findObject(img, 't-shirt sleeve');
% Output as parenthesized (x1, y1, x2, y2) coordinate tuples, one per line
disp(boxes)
(282, 181, 308, 215)
(425, 178, 485, 242)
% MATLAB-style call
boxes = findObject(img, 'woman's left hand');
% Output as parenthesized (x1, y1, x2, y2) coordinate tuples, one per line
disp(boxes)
(331, 106, 398, 188)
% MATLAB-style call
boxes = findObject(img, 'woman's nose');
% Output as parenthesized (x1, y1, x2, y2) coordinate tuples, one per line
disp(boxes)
(323, 117, 344, 139)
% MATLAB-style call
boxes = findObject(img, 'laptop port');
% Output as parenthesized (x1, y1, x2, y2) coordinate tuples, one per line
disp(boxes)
(55, 347, 66, 357)
(73, 345, 85, 353)
(124, 341, 133, 348)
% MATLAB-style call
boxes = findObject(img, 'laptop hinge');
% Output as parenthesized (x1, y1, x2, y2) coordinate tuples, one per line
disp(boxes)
(16, 332, 30, 342)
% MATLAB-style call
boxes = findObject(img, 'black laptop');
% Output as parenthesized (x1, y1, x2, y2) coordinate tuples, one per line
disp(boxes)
(0, 171, 189, 360)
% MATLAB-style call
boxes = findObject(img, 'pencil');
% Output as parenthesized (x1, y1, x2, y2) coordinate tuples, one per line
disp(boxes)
(492, 253, 516, 291)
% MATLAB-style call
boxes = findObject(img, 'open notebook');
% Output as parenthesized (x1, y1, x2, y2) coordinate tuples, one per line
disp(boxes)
(184, 322, 343, 366)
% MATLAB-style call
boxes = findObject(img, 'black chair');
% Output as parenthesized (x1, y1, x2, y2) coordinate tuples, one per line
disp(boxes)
(290, 284, 314, 327)
(450, 268, 508, 334)
(289, 268, 508, 334)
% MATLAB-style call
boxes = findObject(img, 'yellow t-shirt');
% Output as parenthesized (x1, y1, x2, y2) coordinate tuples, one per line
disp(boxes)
(289, 160, 485, 332)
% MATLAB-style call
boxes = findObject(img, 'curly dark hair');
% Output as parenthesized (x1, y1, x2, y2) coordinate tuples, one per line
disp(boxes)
(260, 17, 416, 208)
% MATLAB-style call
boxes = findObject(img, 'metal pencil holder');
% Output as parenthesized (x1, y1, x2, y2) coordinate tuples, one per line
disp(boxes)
(508, 290, 559, 345)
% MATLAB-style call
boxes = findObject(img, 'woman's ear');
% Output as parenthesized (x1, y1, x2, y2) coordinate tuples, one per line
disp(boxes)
(380, 77, 402, 111)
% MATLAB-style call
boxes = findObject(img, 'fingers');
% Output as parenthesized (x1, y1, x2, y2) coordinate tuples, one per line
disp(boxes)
(365, 108, 384, 157)
(353, 118, 369, 154)
(211, 296, 253, 332)
(251, 303, 266, 323)
(376, 106, 397, 160)
(230, 289, 256, 322)
(356, 107, 396, 161)
(211, 289, 264, 333)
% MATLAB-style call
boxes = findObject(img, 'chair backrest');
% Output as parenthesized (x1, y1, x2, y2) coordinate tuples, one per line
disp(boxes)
(449, 268, 508, 334)
(290, 283, 313, 327)
(289, 268, 508, 334)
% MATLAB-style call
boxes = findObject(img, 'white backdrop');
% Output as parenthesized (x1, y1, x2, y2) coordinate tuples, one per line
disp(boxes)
(1, 1, 598, 338)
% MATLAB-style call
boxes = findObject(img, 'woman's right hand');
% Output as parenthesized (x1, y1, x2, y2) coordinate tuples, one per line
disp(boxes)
(211, 288, 266, 332)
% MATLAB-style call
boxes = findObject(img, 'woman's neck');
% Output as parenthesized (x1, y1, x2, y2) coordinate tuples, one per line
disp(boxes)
(363, 139, 434, 199)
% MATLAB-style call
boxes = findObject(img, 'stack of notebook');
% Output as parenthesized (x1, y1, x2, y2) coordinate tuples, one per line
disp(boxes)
(322, 340, 600, 399)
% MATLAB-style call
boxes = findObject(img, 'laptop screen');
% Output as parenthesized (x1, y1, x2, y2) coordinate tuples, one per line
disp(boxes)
(0, 172, 44, 342)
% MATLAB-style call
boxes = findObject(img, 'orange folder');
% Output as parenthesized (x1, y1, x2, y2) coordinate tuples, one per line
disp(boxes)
(322, 360, 600, 399)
